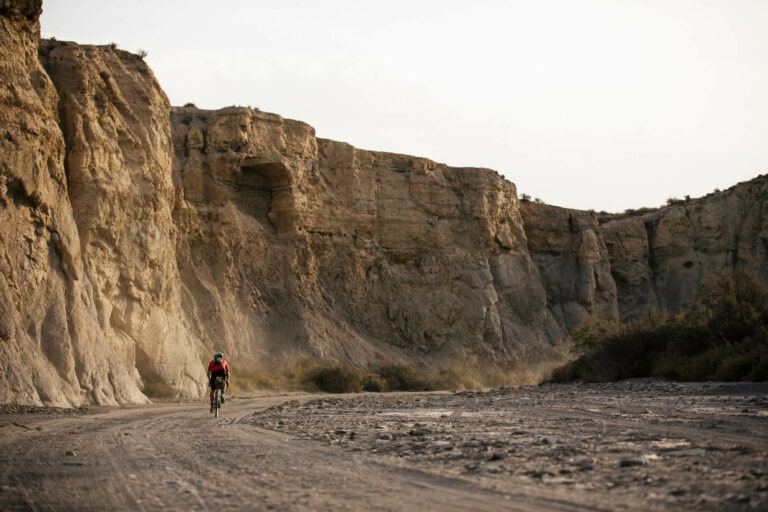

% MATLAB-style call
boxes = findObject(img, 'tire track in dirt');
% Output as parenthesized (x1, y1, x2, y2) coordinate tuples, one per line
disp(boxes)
(0, 396, 601, 511)
(2, 384, 766, 511)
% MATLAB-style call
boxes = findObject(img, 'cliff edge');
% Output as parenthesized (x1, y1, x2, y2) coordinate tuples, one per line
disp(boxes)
(1, 3, 765, 405)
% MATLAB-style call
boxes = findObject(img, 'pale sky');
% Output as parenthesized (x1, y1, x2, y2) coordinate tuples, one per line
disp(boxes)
(41, 1, 768, 212)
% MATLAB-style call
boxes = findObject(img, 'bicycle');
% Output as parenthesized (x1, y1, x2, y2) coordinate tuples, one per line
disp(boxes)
(211, 376, 226, 418)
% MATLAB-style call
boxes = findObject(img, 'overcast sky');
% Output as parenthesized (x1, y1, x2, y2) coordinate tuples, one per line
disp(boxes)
(41, 1, 768, 212)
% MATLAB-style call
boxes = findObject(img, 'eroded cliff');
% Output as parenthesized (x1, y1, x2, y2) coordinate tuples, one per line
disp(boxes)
(171, 106, 565, 373)
(1, 1, 148, 405)
(520, 203, 618, 330)
(521, 177, 768, 325)
(39, 38, 206, 400)
(1, 3, 766, 405)
(601, 178, 768, 321)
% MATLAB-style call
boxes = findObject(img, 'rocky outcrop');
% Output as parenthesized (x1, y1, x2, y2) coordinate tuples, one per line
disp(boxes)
(602, 177, 768, 320)
(39, 39, 206, 400)
(520, 178, 768, 324)
(0, 1, 147, 406)
(2, 2, 766, 406)
(171, 107, 565, 372)
(520, 203, 618, 329)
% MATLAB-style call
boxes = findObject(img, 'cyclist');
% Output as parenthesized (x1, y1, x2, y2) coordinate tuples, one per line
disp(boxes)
(207, 351, 230, 410)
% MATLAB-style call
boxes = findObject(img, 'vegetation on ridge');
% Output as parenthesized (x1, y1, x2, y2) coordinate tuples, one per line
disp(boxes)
(550, 270, 768, 382)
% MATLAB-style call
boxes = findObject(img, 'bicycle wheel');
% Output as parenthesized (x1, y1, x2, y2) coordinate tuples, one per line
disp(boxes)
(214, 389, 221, 418)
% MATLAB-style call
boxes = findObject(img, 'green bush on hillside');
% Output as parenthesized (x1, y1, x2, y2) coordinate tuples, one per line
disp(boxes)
(551, 271, 768, 382)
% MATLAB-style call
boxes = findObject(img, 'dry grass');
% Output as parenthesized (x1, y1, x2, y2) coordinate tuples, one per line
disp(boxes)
(227, 357, 319, 394)
(142, 376, 177, 399)
(223, 349, 569, 396)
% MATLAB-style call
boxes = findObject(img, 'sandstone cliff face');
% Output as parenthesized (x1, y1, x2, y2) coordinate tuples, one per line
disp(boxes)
(0, 2, 148, 406)
(310, 139, 561, 361)
(39, 39, 206, 399)
(521, 178, 768, 324)
(602, 177, 768, 320)
(2, 2, 767, 406)
(171, 107, 565, 372)
(520, 203, 618, 329)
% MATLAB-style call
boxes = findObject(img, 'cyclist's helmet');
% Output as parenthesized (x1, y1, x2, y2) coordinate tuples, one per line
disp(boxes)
(214, 351, 223, 362)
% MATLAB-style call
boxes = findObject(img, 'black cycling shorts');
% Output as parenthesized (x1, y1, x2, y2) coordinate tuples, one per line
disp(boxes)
(209, 372, 227, 389)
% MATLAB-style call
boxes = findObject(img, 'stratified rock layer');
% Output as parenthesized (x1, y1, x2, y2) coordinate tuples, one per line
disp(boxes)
(520, 203, 618, 330)
(602, 179, 768, 320)
(171, 107, 565, 372)
(1, 2, 148, 405)
(1, 2, 766, 405)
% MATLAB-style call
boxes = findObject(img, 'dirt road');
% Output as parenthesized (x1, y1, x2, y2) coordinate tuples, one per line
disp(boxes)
(1, 381, 766, 511)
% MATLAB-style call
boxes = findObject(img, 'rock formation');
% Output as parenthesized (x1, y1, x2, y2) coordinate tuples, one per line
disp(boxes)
(1, 1, 766, 406)
(39, 38, 205, 400)
(0, 1, 147, 406)
(601, 179, 768, 320)
(520, 203, 618, 330)
(171, 106, 565, 371)
(520, 180, 768, 324)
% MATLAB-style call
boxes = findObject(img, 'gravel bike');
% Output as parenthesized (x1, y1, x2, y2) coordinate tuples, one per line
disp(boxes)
(211, 376, 226, 418)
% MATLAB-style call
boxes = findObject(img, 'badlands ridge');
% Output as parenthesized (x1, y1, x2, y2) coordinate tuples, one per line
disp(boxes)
(1, 1, 766, 406)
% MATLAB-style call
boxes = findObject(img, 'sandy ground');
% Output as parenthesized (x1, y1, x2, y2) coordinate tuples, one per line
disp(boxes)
(0, 381, 766, 511)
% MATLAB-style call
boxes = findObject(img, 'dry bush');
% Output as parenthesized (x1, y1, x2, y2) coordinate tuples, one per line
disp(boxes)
(310, 366, 362, 393)
(226, 365, 283, 395)
(429, 356, 549, 391)
(221, 349, 568, 397)
(361, 374, 387, 392)
(376, 364, 433, 391)
(142, 376, 176, 399)
(570, 312, 624, 355)
(551, 271, 768, 382)
(227, 356, 321, 394)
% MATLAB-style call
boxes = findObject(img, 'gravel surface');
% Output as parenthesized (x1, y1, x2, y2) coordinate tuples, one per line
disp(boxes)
(0, 381, 766, 511)
(248, 381, 768, 511)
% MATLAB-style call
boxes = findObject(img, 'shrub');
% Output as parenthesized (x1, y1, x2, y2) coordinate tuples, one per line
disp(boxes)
(218, 351, 564, 396)
(376, 364, 433, 391)
(142, 376, 176, 398)
(361, 374, 387, 392)
(226, 365, 284, 394)
(570, 312, 623, 354)
(550, 271, 768, 382)
(310, 365, 362, 394)
(712, 352, 753, 381)
(704, 271, 768, 342)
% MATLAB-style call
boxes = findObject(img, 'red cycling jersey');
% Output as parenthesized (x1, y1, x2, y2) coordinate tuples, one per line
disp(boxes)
(208, 359, 229, 375)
